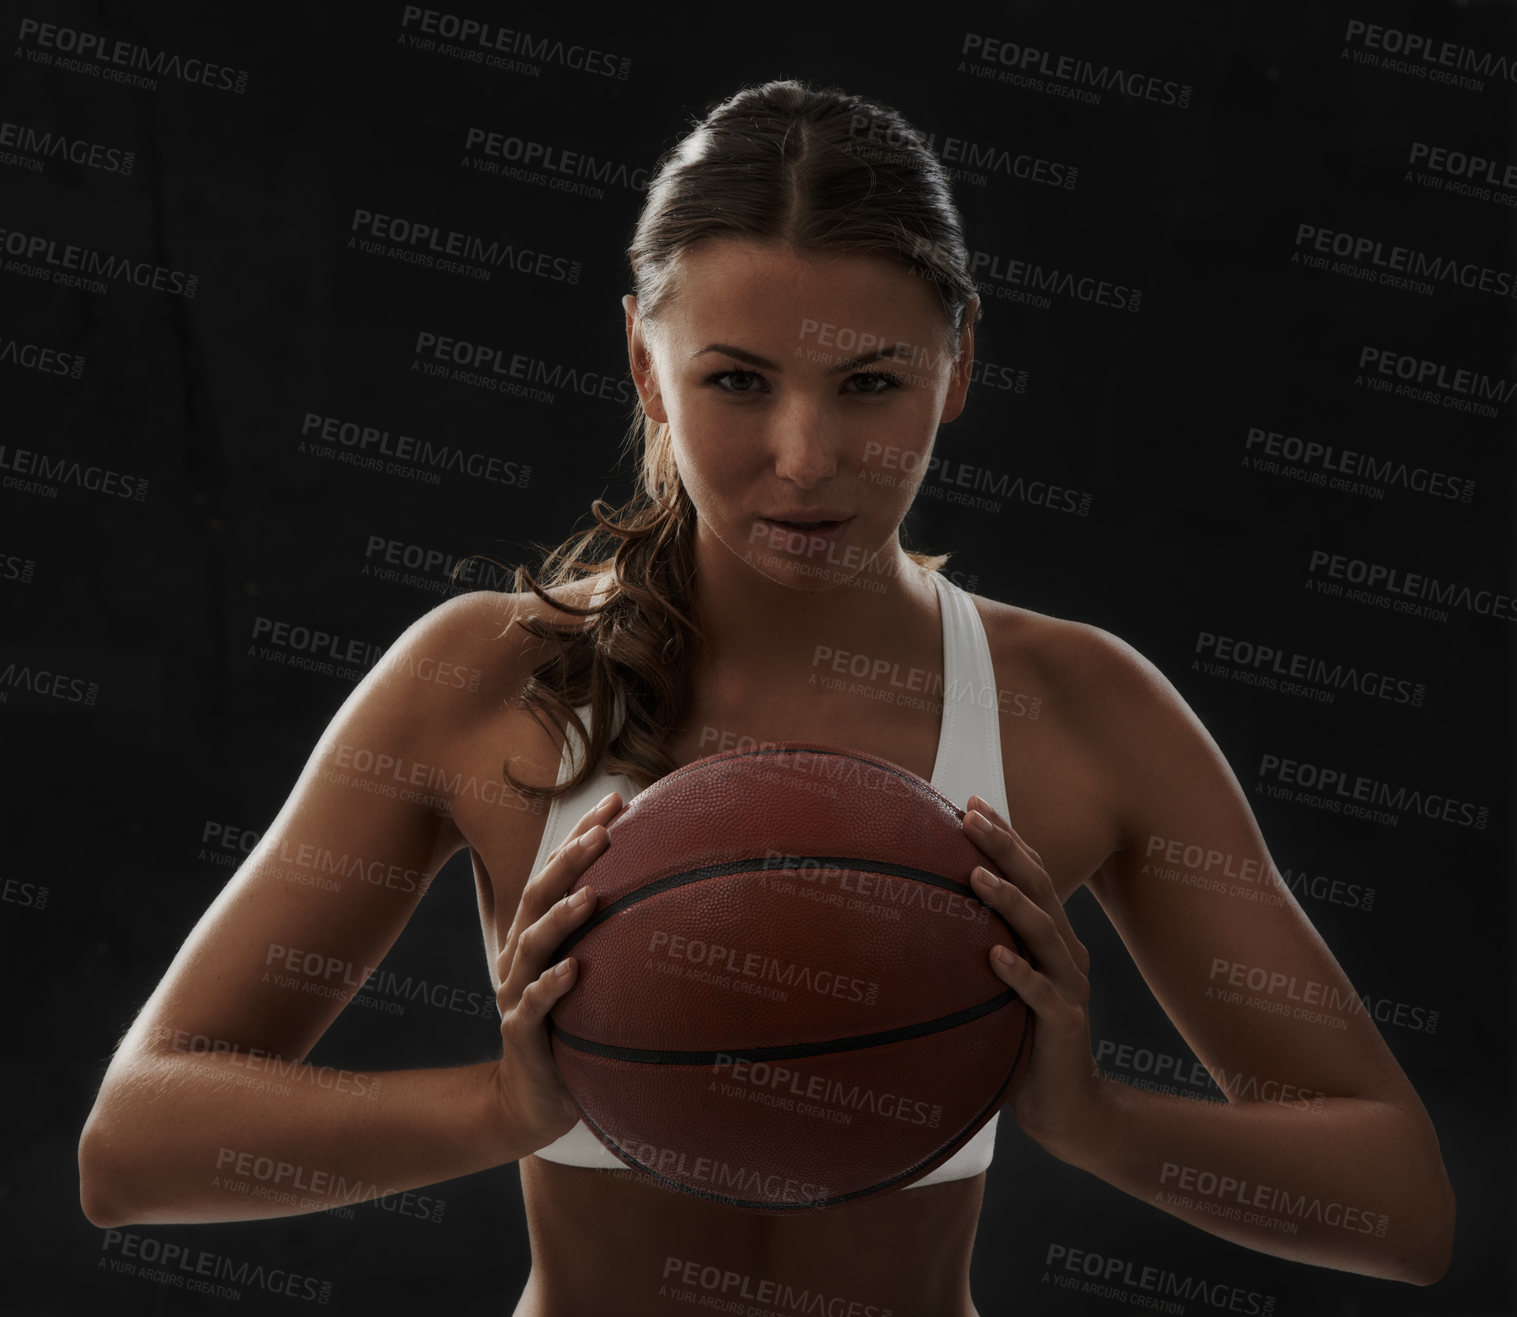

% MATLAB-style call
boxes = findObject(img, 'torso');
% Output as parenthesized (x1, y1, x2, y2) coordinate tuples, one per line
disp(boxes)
(434, 574, 1123, 1317)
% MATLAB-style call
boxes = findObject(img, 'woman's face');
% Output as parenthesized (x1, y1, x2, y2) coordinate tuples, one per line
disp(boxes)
(625, 240, 975, 593)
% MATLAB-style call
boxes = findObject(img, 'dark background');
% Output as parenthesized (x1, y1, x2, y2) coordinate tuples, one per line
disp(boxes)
(2, 1, 1512, 1313)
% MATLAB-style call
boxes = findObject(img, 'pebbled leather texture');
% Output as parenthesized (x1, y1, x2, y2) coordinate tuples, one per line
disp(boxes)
(548, 742, 1030, 1212)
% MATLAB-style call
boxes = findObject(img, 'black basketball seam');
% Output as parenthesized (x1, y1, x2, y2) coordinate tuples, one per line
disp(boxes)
(553, 855, 997, 958)
(548, 987, 1020, 1064)
(563, 1000, 1032, 1212)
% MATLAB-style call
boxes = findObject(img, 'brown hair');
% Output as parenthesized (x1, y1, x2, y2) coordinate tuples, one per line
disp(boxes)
(484, 79, 981, 802)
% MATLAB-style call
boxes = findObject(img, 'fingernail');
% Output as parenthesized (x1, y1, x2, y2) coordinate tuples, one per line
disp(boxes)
(992, 946, 1015, 967)
(595, 792, 618, 811)
(965, 810, 989, 833)
(568, 886, 592, 908)
(971, 865, 999, 888)
(554, 958, 575, 977)
(578, 826, 603, 849)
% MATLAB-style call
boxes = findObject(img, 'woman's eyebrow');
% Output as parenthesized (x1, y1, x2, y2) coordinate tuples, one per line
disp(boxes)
(690, 342, 913, 373)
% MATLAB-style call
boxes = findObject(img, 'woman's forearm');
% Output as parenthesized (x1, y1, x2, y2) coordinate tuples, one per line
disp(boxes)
(1050, 1078, 1454, 1285)
(79, 1047, 531, 1227)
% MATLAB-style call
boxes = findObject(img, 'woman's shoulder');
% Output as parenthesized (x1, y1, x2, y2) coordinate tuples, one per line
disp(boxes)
(965, 589, 1118, 679)
(965, 588, 1188, 734)
(357, 581, 613, 815)
(392, 573, 612, 685)
(965, 588, 1211, 851)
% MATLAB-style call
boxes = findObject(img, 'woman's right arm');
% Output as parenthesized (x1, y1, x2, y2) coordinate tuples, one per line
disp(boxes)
(78, 590, 611, 1227)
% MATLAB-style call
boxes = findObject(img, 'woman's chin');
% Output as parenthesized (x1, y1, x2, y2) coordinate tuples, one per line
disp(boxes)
(700, 520, 902, 596)
(740, 548, 848, 592)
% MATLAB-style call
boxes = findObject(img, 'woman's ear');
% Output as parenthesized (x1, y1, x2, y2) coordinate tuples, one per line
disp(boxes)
(624, 295, 669, 424)
(939, 295, 979, 424)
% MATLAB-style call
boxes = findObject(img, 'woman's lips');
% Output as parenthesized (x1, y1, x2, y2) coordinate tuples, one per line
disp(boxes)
(759, 516, 854, 547)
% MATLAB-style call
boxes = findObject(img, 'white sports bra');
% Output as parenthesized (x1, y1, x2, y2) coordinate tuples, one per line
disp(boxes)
(528, 570, 1012, 1190)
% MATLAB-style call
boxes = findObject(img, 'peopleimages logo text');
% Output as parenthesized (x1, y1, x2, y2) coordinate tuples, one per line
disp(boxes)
(0, 226, 197, 296)
(1344, 19, 1517, 83)
(1294, 223, 1515, 298)
(960, 33, 1191, 107)
(1258, 753, 1488, 829)
(1307, 549, 1517, 621)
(398, 8, 629, 78)
(15, 18, 251, 92)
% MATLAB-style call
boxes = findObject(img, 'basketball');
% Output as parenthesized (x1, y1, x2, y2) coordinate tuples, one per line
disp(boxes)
(546, 742, 1031, 1212)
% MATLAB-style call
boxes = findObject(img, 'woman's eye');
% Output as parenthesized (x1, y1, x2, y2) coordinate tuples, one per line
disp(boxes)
(848, 371, 903, 395)
(703, 368, 902, 396)
(709, 369, 766, 393)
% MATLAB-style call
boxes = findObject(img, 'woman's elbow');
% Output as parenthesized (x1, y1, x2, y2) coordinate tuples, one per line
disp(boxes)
(78, 1121, 131, 1229)
(1400, 1169, 1455, 1287)
(1377, 1122, 1455, 1287)
(78, 1094, 154, 1229)
(1363, 1096, 1455, 1285)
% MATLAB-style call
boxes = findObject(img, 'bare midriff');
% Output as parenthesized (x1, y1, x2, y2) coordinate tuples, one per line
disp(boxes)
(510, 1156, 986, 1317)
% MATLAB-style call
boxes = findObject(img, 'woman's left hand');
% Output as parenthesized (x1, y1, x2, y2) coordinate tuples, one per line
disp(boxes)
(963, 794, 1104, 1162)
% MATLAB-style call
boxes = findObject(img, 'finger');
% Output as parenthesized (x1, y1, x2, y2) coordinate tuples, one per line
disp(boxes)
(499, 962, 583, 1124)
(506, 861, 606, 995)
(967, 795, 1044, 865)
(504, 953, 580, 1030)
(501, 823, 605, 977)
(517, 795, 620, 924)
(966, 797, 1044, 868)
(971, 866, 1066, 970)
(971, 867, 1087, 996)
(963, 808, 1081, 957)
(549, 789, 623, 864)
(987, 944, 1085, 1034)
(963, 809, 1045, 892)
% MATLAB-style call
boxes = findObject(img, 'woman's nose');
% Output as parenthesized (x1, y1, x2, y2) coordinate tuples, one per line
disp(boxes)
(769, 396, 837, 485)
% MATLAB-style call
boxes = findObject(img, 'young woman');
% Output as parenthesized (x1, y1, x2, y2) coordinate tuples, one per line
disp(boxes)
(79, 81, 1454, 1315)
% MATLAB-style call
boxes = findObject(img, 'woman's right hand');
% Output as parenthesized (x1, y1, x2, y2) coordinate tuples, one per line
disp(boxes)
(491, 790, 622, 1153)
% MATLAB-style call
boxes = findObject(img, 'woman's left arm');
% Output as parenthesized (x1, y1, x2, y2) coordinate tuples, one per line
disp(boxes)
(965, 625, 1454, 1285)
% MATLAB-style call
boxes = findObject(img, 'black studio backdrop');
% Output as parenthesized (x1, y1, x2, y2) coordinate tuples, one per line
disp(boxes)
(2, 2, 1513, 1314)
